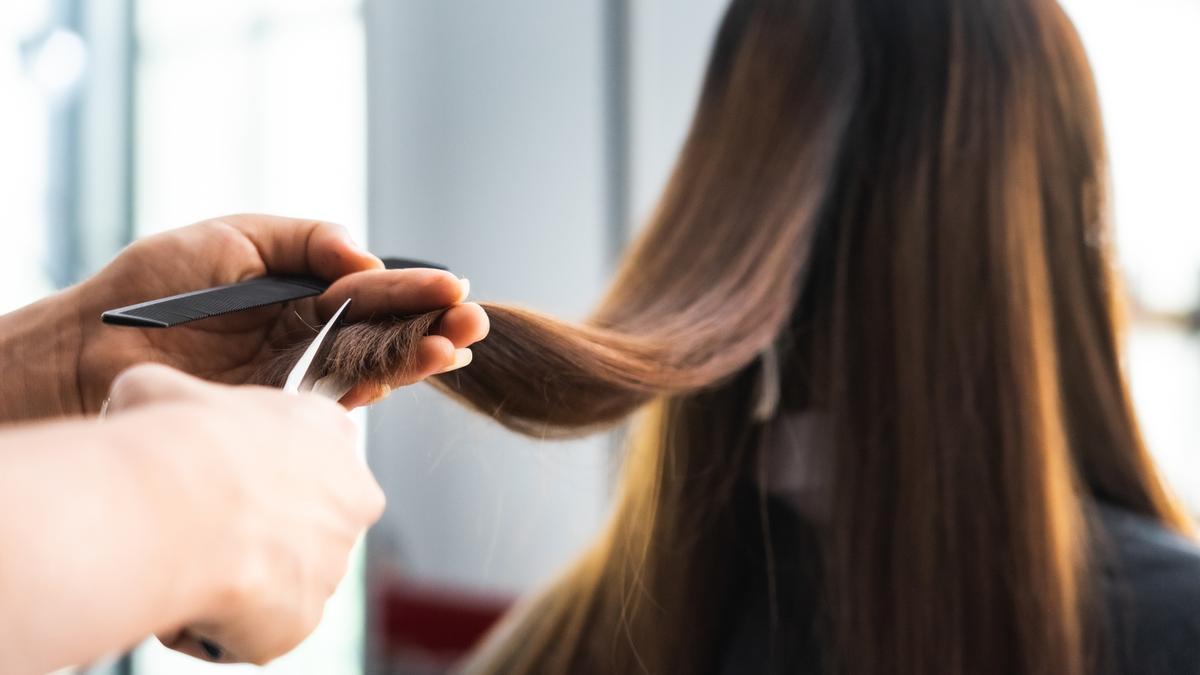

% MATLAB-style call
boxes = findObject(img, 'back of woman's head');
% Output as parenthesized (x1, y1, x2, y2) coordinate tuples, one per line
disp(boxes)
(264, 1, 1193, 673)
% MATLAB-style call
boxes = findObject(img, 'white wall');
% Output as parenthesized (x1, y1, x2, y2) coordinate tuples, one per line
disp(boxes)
(627, 0, 729, 225)
(1059, 0, 1200, 508)
(364, 0, 618, 596)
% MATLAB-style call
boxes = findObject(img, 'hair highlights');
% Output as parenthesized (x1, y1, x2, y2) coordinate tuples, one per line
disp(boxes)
(260, 2, 1191, 673)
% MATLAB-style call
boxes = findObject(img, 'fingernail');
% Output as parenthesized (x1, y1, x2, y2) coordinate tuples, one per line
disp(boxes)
(457, 278, 471, 303)
(440, 348, 473, 373)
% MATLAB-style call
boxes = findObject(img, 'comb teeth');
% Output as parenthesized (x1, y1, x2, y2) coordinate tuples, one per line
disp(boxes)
(100, 257, 451, 329)
(101, 277, 328, 328)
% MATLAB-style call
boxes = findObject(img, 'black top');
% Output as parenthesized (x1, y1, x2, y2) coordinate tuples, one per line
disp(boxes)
(1096, 503, 1200, 675)
(719, 501, 1200, 675)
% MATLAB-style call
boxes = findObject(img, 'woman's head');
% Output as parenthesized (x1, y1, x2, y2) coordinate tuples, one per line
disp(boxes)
(263, 1, 1190, 673)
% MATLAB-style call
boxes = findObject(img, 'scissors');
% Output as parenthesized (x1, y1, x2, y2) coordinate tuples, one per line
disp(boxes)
(282, 297, 353, 398)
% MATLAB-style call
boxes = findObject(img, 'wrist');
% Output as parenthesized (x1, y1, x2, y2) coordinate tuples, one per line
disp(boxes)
(0, 288, 87, 422)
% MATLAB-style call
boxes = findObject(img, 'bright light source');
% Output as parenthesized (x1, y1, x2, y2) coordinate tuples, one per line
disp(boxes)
(24, 28, 87, 96)
(0, 3, 50, 39)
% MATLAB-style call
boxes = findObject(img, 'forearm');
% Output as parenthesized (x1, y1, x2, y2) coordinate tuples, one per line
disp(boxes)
(0, 289, 85, 422)
(0, 412, 212, 674)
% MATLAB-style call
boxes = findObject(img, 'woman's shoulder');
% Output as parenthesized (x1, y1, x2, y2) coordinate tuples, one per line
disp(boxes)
(1096, 502, 1200, 675)
(1098, 502, 1200, 571)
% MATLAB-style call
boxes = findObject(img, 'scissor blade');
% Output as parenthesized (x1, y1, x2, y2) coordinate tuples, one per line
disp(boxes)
(283, 298, 352, 394)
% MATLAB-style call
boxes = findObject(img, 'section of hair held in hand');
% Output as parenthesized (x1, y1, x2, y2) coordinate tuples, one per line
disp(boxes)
(255, 311, 439, 392)
(256, 295, 781, 438)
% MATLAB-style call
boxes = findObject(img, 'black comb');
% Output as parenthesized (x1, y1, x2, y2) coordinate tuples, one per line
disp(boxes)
(101, 257, 449, 328)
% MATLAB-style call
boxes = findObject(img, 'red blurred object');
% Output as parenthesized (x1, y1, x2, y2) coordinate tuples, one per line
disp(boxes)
(375, 575, 513, 669)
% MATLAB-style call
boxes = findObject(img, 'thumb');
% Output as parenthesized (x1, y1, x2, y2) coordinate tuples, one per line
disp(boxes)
(106, 363, 209, 414)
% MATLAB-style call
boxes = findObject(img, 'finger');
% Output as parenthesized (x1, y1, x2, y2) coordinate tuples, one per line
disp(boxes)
(107, 363, 207, 414)
(339, 383, 390, 410)
(396, 335, 459, 385)
(317, 269, 467, 321)
(338, 335, 460, 408)
(218, 214, 383, 280)
(358, 473, 387, 524)
(293, 392, 360, 440)
(433, 302, 490, 348)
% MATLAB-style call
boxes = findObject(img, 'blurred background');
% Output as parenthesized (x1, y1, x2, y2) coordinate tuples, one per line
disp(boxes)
(2, 1, 1196, 674)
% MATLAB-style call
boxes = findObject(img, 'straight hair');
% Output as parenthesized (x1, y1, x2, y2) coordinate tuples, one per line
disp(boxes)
(262, 1, 1193, 673)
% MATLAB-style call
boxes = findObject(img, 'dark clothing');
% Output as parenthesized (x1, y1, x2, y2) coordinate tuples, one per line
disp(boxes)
(719, 501, 1200, 674)
(1096, 503, 1200, 675)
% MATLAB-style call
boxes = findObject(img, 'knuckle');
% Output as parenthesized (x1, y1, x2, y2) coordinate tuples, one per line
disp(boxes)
(341, 465, 386, 525)
(421, 271, 458, 302)
(302, 396, 358, 438)
(121, 234, 168, 262)
(114, 361, 165, 383)
(362, 478, 387, 521)
(204, 218, 261, 258)
(107, 372, 141, 402)
(109, 363, 166, 401)
(333, 410, 359, 437)
(327, 222, 352, 242)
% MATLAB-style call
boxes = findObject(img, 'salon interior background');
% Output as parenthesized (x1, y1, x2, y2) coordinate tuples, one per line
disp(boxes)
(2, 0, 1198, 674)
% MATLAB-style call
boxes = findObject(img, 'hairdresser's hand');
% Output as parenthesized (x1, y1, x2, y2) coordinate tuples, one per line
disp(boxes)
(105, 363, 385, 665)
(0, 215, 489, 421)
(0, 363, 384, 672)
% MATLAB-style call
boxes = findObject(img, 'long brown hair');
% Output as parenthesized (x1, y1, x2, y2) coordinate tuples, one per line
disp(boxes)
(263, 1, 1193, 673)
